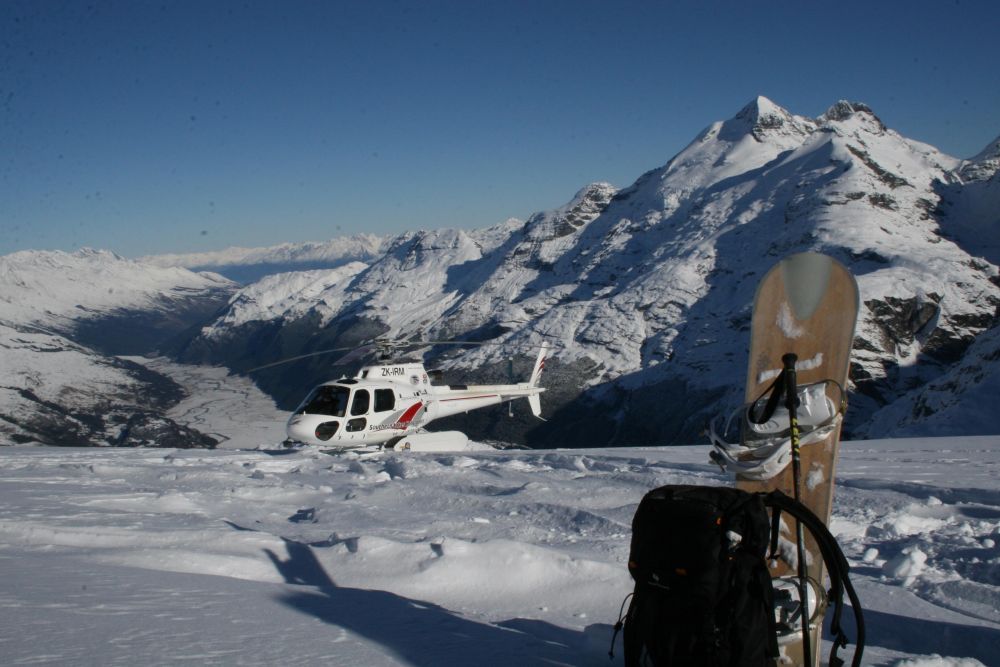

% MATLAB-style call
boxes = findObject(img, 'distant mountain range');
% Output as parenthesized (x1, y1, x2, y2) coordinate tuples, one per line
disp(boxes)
(3, 97, 998, 447)
(140, 234, 388, 284)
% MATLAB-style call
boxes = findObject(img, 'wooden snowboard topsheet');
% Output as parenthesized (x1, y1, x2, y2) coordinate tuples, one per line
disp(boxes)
(735, 252, 859, 666)
(736, 252, 859, 519)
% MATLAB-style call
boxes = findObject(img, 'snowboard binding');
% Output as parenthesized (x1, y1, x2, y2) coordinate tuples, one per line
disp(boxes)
(708, 379, 845, 480)
(772, 575, 827, 645)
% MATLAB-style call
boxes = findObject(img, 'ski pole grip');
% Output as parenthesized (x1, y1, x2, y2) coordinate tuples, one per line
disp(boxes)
(782, 352, 798, 371)
(782, 353, 799, 417)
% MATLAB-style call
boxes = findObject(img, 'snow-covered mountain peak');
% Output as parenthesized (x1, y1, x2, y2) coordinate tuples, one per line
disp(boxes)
(721, 95, 816, 144)
(468, 218, 527, 254)
(733, 95, 788, 126)
(3, 247, 121, 273)
(817, 101, 893, 145)
(821, 100, 881, 124)
(960, 134, 1000, 181)
(650, 98, 816, 193)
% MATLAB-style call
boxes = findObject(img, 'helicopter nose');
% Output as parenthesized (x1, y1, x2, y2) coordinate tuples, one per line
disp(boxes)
(287, 415, 339, 444)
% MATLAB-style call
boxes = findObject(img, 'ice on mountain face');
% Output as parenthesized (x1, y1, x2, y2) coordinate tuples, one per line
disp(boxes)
(863, 322, 1000, 437)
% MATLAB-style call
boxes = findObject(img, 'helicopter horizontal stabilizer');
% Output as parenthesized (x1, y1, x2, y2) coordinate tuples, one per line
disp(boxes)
(528, 393, 544, 420)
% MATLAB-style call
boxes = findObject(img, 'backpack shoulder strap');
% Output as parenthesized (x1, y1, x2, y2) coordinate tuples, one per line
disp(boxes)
(762, 490, 866, 667)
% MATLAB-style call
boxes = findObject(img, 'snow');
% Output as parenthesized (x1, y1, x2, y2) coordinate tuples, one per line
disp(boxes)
(197, 263, 368, 337)
(3, 96, 1000, 664)
(140, 235, 388, 272)
(125, 357, 288, 448)
(1, 360, 998, 666)
(64, 97, 993, 449)
(0, 248, 232, 329)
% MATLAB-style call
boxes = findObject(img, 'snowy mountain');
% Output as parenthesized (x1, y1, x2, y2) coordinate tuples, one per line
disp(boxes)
(0, 249, 236, 446)
(4, 97, 998, 448)
(937, 134, 1000, 266)
(176, 97, 1000, 446)
(141, 234, 389, 284)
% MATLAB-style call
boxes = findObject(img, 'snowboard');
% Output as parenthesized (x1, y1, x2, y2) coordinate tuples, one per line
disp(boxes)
(735, 252, 859, 667)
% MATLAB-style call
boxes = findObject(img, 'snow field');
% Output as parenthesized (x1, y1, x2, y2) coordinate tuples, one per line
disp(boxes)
(1, 437, 998, 665)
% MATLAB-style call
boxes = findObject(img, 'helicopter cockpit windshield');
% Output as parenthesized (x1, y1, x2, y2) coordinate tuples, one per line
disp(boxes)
(296, 385, 350, 417)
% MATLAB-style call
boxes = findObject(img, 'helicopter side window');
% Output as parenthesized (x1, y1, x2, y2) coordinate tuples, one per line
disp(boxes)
(346, 418, 366, 432)
(350, 389, 371, 416)
(374, 389, 395, 412)
(297, 386, 349, 417)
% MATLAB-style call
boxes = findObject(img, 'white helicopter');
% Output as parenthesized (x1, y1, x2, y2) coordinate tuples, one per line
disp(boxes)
(251, 340, 549, 452)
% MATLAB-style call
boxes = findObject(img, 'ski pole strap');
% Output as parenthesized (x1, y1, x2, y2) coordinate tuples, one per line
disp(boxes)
(748, 369, 791, 425)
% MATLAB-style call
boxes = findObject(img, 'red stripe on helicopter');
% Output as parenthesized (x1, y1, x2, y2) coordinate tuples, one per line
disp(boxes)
(397, 402, 424, 424)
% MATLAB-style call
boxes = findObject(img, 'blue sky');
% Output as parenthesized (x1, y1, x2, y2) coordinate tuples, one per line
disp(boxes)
(2, 0, 998, 258)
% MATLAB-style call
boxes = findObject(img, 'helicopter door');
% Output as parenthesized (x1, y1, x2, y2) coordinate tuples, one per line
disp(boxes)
(346, 389, 370, 437)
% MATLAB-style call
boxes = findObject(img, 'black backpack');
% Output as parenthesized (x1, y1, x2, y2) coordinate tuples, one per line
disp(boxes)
(611, 485, 864, 667)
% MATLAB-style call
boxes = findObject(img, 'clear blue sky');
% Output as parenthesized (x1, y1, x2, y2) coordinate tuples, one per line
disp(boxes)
(2, 0, 998, 258)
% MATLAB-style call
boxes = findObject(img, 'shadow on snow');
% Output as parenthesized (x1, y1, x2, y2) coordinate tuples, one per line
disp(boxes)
(861, 606, 1000, 665)
(264, 538, 596, 666)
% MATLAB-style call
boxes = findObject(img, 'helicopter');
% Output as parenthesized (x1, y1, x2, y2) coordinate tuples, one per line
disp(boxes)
(251, 339, 549, 452)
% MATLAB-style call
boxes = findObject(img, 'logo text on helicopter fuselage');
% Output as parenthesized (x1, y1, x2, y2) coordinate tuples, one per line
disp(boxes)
(369, 422, 412, 432)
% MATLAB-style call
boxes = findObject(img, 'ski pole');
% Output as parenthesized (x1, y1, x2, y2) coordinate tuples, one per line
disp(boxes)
(782, 352, 813, 667)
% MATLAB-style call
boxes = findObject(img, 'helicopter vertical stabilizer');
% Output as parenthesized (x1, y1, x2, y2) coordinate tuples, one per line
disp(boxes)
(529, 342, 548, 387)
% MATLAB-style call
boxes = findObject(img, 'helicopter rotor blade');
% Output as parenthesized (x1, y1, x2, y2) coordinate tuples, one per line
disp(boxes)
(416, 339, 557, 350)
(245, 345, 365, 373)
(332, 343, 379, 366)
(245, 336, 561, 374)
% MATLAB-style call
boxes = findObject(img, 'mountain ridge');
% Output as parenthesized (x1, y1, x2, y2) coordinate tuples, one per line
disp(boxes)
(168, 96, 1000, 446)
(4, 96, 999, 447)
